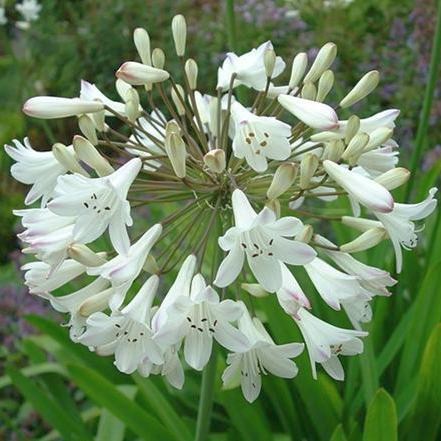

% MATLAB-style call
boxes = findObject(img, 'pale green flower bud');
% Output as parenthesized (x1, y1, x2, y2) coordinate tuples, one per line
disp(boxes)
(340, 227, 387, 253)
(364, 127, 393, 152)
(341, 132, 369, 162)
(296, 225, 314, 243)
(241, 283, 269, 298)
(322, 140, 345, 162)
(339, 70, 380, 108)
(73, 135, 114, 176)
(316, 70, 334, 102)
(264, 48, 277, 78)
(204, 149, 226, 173)
(267, 163, 298, 199)
(125, 87, 141, 123)
(78, 114, 98, 145)
(342, 216, 383, 232)
(185, 58, 198, 90)
(265, 198, 281, 217)
(133, 27, 151, 65)
(289, 52, 308, 88)
(375, 167, 410, 190)
(52, 143, 88, 175)
(301, 82, 317, 100)
(79, 288, 113, 317)
(67, 243, 107, 267)
(310, 131, 343, 142)
(344, 115, 360, 144)
(304, 42, 337, 83)
(152, 48, 166, 69)
(165, 122, 187, 178)
(171, 84, 186, 116)
(172, 14, 187, 57)
(143, 254, 160, 274)
(92, 110, 106, 132)
(300, 153, 319, 189)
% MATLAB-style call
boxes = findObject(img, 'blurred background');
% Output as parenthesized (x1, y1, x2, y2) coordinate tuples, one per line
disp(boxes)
(0, 0, 440, 440)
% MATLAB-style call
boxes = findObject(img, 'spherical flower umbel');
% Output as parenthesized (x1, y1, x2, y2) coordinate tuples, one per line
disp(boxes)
(5, 14, 437, 403)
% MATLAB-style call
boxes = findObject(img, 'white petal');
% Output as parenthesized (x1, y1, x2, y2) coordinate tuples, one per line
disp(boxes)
(184, 330, 213, 370)
(214, 243, 245, 288)
(231, 189, 257, 229)
(248, 256, 282, 293)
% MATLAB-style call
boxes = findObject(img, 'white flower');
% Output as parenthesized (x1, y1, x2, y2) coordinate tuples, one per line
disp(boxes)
(304, 257, 372, 310)
(277, 95, 339, 130)
(155, 272, 249, 371)
(230, 101, 291, 172)
(293, 308, 367, 380)
(138, 344, 185, 390)
(48, 158, 142, 255)
(222, 305, 303, 402)
(217, 41, 285, 91)
(15, 0, 41, 22)
(375, 188, 438, 272)
(5, 138, 70, 206)
(116, 62, 169, 85)
(88, 223, 162, 310)
(22, 258, 87, 294)
(357, 145, 399, 177)
(323, 160, 394, 213)
(79, 276, 163, 374)
(37, 277, 111, 341)
(15, 208, 76, 269)
(214, 189, 316, 292)
(80, 80, 126, 115)
(23, 97, 105, 119)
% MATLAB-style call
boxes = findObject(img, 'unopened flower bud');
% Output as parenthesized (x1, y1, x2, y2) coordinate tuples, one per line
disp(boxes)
(304, 42, 337, 83)
(342, 132, 369, 162)
(344, 115, 360, 144)
(340, 227, 387, 253)
(322, 140, 345, 162)
(116, 79, 131, 101)
(78, 114, 98, 145)
(204, 149, 226, 173)
(264, 48, 277, 78)
(296, 224, 314, 243)
(185, 58, 198, 90)
(133, 27, 151, 65)
(241, 283, 269, 298)
(172, 14, 187, 57)
(265, 198, 280, 217)
(79, 288, 113, 317)
(315, 71, 333, 104)
(166, 120, 181, 135)
(143, 254, 160, 274)
(73, 135, 114, 176)
(165, 123, 186, 178)
(267, 163, 298, 199)
(116, 61, 169, 85)
(310, 131, 343, 142)
(67, 243, 107, 266)
(52, 143, 88, 175)
(289, 52, 308, 88)
(152, 48, 165, 69)
(23, 97, 104, 119)
(364, 127, 393, 152)
(300, 153, 319, 189)
(375, 167, 410, 190)
(342, 216, 383, 232)
(92, 110, 106, 132)
(301, 82, 317, 100)
(171, 84, 186, 116)
(278, 95, 338, 130)
(339, 70, 380, 108)
(125, 87, 141, 122)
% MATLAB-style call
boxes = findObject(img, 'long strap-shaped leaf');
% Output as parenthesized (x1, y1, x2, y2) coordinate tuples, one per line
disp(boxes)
(67, 364, 176, 441)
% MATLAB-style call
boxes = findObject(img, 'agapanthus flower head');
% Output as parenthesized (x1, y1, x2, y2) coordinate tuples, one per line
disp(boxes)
(5, 14, 437, 402)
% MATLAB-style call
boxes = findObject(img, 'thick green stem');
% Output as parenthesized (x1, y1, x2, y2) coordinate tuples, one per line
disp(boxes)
(405, 0, 441, 201)
(225, 0, 238, 52)
(194, 349, 218, 441)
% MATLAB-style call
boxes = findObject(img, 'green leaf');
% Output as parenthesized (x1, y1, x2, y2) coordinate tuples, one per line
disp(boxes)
(67, 364, 175, 441)
(7, 368, 93, 441)
(0, 363, 67, 389)
(362, 389, 397, 441)
(330, 424, 347, 441)
(132, 373, 192, 441)
(405, 324, 441, 440)
(96, 385, 137, 441)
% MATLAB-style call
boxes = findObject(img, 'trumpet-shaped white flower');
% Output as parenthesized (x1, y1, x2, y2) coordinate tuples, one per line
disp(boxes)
(222, 306, 303, 402)
(155, 273, 249, 371)
(138, 344, 185, 390)
(15, 208, 76, 269)
(323, 160, 394, 213)
(22, 258, 87, 294)
(5, 138, 70, 206)
(48, 158, 142, 255)
(79, 276, 163, 374)
(304, 257, 372, 310)
(80, 80, 126, 115)
(214, 189, 316, 292)
(88, 223, 162, 310)
(217, 41, 285, 91)
(293, 308, 367, 380)
(230, 101, 291, 172)
(37, 277, 111, 341)
(278, 95, 339, 130)
(337, 109, 400, 134)
(375, 188, 438, 272)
